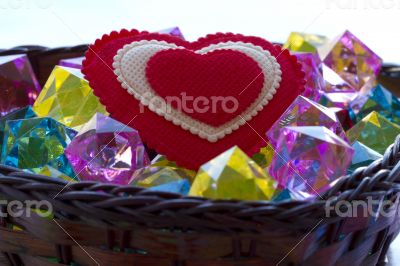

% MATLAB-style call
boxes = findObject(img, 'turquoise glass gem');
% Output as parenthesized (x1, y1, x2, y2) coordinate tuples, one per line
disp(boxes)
(1, 117, 77, 176)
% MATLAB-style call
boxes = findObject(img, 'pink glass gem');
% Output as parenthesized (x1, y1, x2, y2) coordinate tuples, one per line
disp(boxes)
(266, 96, 348, 149)
(322, 64, 356, 92)
(65, 113, 150, 184)
(269, 126, 354, 199)
(0, 54, 41, 115)
(323, 30, 382, 92)
(158, 27, 185, 40)
(59, 57, 83, 69)
(294, 52, 325, 102)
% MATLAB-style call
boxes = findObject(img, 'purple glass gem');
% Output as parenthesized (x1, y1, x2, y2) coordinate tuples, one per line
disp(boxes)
(323, 30, 382, 92)
(294, 52, 324, 102)
(267, 96, 348, 149)
(269, 126, 354, 199)
(59, 57, 83, 69)
(65, 113, 150, 184)
(322, 64, 356, 92)
(158, 27, 185, 40)
(0, 54, 41, 115)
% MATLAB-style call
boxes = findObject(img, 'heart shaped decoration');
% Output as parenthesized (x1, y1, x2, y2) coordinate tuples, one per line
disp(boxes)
(83, 29, 305, 169)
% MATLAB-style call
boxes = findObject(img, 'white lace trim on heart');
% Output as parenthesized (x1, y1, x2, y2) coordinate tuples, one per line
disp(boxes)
(113, 40, 282, 142)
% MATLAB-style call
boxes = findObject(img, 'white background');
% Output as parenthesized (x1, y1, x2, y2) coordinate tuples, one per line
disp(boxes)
(0, 0, 400, 63)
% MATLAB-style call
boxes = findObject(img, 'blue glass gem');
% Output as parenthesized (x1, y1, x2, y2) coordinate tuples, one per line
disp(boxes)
(1, 117, 77, 176)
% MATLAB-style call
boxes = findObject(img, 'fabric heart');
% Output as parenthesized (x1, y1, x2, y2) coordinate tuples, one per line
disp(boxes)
(83, 29, 305, 169)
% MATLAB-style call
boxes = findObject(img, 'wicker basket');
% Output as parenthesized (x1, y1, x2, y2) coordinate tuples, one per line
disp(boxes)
(0, 46, 399, 266)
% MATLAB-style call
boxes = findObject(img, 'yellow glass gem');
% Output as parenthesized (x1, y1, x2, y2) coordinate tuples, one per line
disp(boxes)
(252, 145, 274, 169)
(283, 32, 328, 54)
(32, 66, 107, 130)
(130, 166, 191, 195)
(347, 111, 400, 154)
(151, 154, 196, 180)
(31, 165, 78, 182)
(189, 146, 277, 200)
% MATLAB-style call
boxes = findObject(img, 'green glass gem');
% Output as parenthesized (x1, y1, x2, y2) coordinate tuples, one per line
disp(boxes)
(347, 111, 400, 154)
(30, 165, 78, 182)
(252, 145, 274, 169)
(189, 146, 277, 200)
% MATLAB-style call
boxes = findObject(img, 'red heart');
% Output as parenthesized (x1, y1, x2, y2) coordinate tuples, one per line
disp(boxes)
(82, 30, 305, 169)
(146, 49, 264, 127)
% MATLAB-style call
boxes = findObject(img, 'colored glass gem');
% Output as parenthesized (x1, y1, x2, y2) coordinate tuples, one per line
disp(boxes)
(1, 117, 77, 176)
(322, 30, 382, 92)
(356, 85, 400, 124)
(30, 165, 78, 182)
(158, 27, 185, 39)
(294, 52, 324, 101)
(348, 141, 382, 173)
(272, 189, 297, 202)
(322, 64, 356, 92)
(0, 54, 41, 115)
(269, 126, 353, 199)
(283, 32, 328, 54)
(149, 179, 190, 194)
(32, 66, 107, 130)
(267, 96, 348, 149)
(252, 145, 274, 169)
(319, 91, 361, 109)
(131, 166, 190, 195)
(65, 113, 150, 185)
(346, 111, 400, 154)
(0, 106, 36, 152)
(329, 107, 354, 131)
(151, 154, 196, 180)
(189, 146, 277, 200)
(59, 57, 83, 69)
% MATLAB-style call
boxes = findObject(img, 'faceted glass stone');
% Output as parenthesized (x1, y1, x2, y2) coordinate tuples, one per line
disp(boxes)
(267, 95, 348, 149)
(59, 57, 83, 69)
(1, 117, 77, 176)
(189, 146, 277, 200)
(283, 32, 328, 54)
(356, 85, 400, 124)
(32, 66, 107, 130)
(348, 141, 382, 173)
(149, 179, 190, 195)
(158, 27, 185, 39)
(329, 107, 354, 131)
(322, 64, 356, 92)
(346, 111, 400, 154)
(151, 154, 196, 180)
(319, 91, 360, 109)
(252, 145, 274, 169)
(0, 54, 41, 115)
(269, 126, 354, 199)
(65, 113, 150, 185)
(294, 52, 325, 101)
(323, 30, 382, 92)
(0, 106, 37, 153)
(30, 165, 78, 182)
(131, 166, 190, 195)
